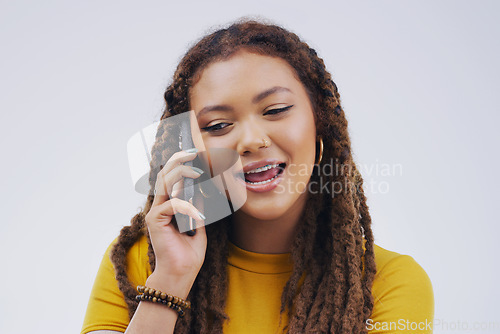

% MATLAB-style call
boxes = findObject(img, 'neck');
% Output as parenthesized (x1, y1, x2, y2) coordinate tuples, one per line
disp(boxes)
(229, 193, 308, 254)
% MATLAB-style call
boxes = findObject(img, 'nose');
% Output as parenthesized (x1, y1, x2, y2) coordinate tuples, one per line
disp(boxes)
(236, 119, 270, 155)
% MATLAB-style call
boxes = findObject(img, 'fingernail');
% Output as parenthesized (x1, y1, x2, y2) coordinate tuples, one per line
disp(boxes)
(191, 166, 204, 174)
(198, 211, 206, 220)
(184, 148, 198, 154)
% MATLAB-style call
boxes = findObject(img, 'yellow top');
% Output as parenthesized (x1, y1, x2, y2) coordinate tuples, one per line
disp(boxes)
(81, 235, 434, 333)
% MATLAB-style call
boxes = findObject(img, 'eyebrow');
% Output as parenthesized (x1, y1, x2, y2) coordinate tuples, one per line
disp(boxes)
(196, 86, 292, 119)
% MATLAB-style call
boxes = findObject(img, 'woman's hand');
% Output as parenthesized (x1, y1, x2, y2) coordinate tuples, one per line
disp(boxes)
(144, 149, 207, 291)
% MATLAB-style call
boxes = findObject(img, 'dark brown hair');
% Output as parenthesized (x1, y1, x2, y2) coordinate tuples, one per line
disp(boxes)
(110, 17, 376, 333)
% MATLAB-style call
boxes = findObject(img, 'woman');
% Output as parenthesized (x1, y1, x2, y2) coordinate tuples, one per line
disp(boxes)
(82, 18, 434, 334)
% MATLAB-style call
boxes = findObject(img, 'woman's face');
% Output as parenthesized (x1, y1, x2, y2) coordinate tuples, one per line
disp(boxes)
(189, 49, 317, 221)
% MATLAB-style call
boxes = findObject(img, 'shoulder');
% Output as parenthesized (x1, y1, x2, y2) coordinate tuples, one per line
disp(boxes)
(81, 234, 151, 334)
(369, 244, 434, 333)
(105, 233, 150, 258)
(372, 244, 433, 293)
(107, 233, 151, 280)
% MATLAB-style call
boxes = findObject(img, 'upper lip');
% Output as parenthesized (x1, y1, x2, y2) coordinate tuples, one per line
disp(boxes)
(241, 159, 285, 174)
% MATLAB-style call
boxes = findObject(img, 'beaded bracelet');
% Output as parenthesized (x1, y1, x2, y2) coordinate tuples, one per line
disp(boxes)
(136, 285, 191, 318)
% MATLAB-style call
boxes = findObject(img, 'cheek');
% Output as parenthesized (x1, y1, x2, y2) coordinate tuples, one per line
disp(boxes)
(198, 134, 231, 150)
(192, 130, 206, 151)
(279, 110, 316, 160)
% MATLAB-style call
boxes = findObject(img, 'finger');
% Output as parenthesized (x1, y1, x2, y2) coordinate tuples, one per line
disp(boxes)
(154, 164, 203, 200)
(188, 194, 206, 234)
(162, 149, 199, 174)
(171, 177, 184, 199)
(148, 197, 205, 229)
(164, 165, 204, 197)
(153, 150, 199, 198)
(153, 165, 204, 207)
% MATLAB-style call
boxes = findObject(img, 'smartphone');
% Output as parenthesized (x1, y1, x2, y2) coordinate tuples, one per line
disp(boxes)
(179, 118, 196, 236)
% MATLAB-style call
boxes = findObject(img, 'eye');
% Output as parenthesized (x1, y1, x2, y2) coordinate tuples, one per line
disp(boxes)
(264, 105, 294, 115)
(201, 122, 231, 133)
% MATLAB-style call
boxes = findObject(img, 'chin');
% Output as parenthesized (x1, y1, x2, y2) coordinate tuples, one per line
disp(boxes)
(237, 201, 289, 221)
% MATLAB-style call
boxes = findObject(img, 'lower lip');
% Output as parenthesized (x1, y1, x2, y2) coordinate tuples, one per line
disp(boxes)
(237, 166, 285, 193)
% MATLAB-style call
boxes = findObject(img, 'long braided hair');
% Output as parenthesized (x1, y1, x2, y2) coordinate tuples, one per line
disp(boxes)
(110, 18, 376, 333)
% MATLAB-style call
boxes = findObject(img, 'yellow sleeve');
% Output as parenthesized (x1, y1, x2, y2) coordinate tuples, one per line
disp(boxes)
(368, 255, 434, 334)
(81, 236, 151, 334)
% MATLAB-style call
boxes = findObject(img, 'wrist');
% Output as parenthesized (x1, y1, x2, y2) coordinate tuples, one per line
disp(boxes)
(145, 271, 194, 300)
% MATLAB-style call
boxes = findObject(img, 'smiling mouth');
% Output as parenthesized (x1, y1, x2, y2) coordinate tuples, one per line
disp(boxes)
(243, 163, 286, 185)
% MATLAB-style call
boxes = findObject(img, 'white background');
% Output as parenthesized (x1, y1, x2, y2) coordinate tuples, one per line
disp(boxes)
(1, 1, 498, 333)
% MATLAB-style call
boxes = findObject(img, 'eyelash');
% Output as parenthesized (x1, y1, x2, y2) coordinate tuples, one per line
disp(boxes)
(202, 123, 228, 132)
(201, 105, 294, 133)
(264, 105, 294, 115)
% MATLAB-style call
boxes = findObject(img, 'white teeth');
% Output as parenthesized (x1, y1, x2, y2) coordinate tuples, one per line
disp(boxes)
(244, 163, 285, 185)
(245, 173, 280, 185)
(245, 163, 280, 174)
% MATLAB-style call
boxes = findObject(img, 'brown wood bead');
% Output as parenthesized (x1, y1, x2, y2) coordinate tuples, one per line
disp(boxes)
(136, 286, 191, 317)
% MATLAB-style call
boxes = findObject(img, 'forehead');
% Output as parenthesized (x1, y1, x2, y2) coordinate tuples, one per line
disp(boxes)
(189, 51, 303, 104)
